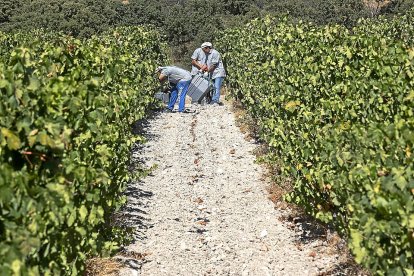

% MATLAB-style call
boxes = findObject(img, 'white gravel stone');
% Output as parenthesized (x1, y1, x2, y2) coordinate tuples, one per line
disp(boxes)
(122, 102, 341, 275)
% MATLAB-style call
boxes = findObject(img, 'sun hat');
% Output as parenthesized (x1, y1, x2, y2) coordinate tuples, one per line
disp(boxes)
(201, 42, 212, 48)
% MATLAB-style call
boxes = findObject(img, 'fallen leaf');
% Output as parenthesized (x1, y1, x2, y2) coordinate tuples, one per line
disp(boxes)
(260, 243, 269, 251)
(194, 197, 204, 204)
(197, 220, 208, 226)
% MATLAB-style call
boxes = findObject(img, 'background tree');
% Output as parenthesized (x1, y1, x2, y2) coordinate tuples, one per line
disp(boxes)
(264, 0, 369, 27)
(379, 0, 414, 15)
(0, 0, 120, 37)
(0, 0, 22, 24)
(1, 0, 413, 64)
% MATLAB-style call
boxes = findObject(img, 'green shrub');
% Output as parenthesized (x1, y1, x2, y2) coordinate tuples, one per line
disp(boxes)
(0, 27, 168, 274)
(218, 10, 414, 275)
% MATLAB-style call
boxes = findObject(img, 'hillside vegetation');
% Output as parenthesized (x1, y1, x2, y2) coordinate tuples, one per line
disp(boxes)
(1, 0, 413, 63)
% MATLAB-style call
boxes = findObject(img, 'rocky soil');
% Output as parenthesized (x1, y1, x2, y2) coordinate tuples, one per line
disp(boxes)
(115, 101, 349, 276)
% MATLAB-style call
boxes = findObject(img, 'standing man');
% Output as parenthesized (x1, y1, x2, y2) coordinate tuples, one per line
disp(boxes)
(191, 42, 226, 105)
(155, 66, 192, 113)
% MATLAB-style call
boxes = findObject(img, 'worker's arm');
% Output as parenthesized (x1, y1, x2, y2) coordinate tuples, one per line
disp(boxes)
(192, 59, 208, 71)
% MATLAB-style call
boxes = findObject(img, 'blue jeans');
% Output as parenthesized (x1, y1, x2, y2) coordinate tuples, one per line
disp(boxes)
(212, 77, 224, 103)
(168, 79, 191, 112)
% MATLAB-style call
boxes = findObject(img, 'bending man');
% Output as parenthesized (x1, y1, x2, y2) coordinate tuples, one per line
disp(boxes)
(155, 66, 192, 113)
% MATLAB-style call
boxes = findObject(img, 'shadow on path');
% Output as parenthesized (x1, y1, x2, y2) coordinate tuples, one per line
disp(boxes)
(118, 183, 154, 242)
(117, 109, 164, 242)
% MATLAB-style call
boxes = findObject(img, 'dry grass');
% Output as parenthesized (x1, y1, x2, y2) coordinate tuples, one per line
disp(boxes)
(86, 258, 123, 276)
(266, 183, 290, 209)
(364, 0, 390, 8)
(86, 251, 150, 276)
(363, 0, 391, 16)
(229, 99, 259, 140)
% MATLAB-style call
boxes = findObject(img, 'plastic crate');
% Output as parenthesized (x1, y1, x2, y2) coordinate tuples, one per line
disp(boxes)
(187, 74, 210, 103)
(154, 92, 170, 104)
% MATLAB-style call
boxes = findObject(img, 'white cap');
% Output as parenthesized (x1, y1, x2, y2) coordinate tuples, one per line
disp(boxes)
(201, 42, 212, 48)
(154, 66, 163, 73)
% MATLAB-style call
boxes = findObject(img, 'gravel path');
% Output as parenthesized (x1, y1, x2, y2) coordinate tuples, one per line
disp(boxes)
(119, 102, 341, 276)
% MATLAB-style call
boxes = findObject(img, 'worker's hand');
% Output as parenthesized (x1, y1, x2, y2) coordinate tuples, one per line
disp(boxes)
(200, 64, 208, 71)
